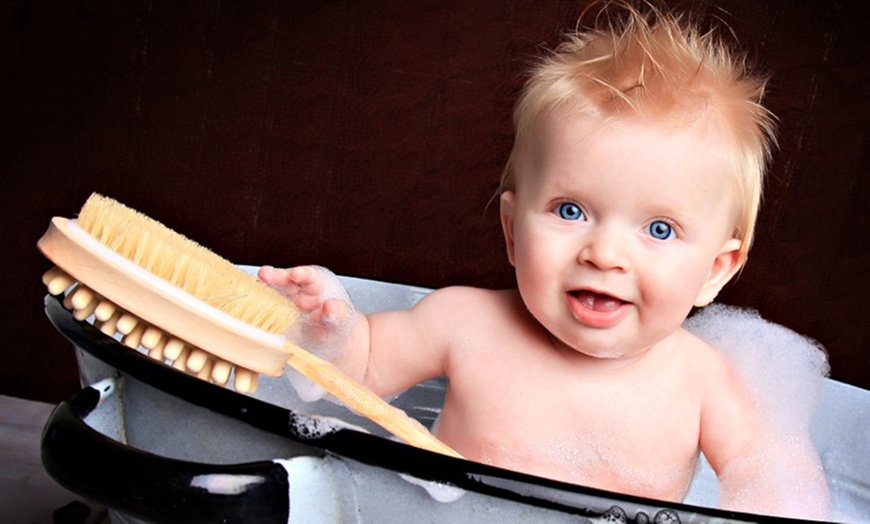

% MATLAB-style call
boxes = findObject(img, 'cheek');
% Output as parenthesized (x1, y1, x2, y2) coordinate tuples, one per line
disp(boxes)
(639, 254, 711, 308)
(513, 249, 548, 292)
(512, 230, 560, 292)
(514, 227, 565, 273)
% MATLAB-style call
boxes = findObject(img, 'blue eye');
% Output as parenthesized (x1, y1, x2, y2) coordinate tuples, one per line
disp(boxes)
(556, 202, 585, 221)
(646, 220, 675, 240)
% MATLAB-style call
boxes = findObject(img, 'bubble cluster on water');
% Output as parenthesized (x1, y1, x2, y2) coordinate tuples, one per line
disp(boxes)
(684, 303, 831, 519)
(399, 473, 466, 503)
(289, 412, 368, 440)
(684, 303, 829, 435)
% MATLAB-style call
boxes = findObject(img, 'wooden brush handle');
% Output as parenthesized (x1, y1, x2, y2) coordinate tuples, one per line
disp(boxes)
(283, 341, 463, 458)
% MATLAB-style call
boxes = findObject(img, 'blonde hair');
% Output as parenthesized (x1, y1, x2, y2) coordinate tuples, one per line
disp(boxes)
(500, 2, 776, 264)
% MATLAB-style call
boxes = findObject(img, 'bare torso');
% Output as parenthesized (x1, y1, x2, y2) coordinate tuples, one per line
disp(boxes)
(261, 266, 830, 518)
(405, 288, 716, 501)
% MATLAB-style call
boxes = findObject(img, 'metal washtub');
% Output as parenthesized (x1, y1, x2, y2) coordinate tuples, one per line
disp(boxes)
(40, 273, 870, 523)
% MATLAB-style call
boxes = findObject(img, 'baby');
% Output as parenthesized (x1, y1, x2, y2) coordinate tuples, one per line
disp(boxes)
(261, 4, 830, 519)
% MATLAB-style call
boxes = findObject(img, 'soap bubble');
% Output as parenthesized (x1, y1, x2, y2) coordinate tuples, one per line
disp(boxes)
(684, 303, 829, 434)
(684, 304, 831, 519)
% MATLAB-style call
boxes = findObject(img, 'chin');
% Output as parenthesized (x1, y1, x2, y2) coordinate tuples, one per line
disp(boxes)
(586, 347, 632, 360)
(559, 335, 633, 361)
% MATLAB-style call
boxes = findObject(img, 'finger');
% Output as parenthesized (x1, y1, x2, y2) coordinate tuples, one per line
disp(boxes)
(294, 293, 328, 314)
(321, 297, 350, 326)
(258, 265, 294, 288)
(260, 266, 316, 304)
(287, 266, 325, 294)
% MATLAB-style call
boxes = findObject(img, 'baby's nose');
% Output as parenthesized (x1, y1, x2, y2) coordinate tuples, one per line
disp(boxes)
(577, 229, 630, 271)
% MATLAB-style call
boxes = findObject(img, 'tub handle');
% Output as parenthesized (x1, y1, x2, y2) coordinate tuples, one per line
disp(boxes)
(41, 381, 290, 524)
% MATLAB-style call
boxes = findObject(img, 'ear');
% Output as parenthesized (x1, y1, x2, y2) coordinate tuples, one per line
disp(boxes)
(500, 191, 517, 267)
(694, 238, 744, 307)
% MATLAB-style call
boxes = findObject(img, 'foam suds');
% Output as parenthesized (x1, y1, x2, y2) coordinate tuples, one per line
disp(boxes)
(684, 304, 831, 519)
(715, 445, 830, 519)
(588, 505, 680, 524)
(531, 432, 693, 501)
(289, 412, 369, 440)
(684, 304, 829, 434)
(285, 368, 331, 402)
(399, 473, 466, 503)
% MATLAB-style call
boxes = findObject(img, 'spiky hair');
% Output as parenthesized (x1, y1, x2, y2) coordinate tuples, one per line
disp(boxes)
(501, 1, 776, 263)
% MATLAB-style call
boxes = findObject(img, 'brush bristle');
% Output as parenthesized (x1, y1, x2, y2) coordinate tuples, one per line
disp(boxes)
(76, 193, 298, 336)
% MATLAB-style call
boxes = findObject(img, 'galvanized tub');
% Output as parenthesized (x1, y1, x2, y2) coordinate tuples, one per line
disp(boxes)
(41, 275, 870, 523)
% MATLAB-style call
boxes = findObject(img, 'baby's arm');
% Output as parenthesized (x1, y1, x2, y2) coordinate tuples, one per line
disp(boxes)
(700, 358, 830, 519)
(258, 265, 454, 400)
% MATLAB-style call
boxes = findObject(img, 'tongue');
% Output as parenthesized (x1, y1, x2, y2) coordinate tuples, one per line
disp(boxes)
(575, 291, 623, 312)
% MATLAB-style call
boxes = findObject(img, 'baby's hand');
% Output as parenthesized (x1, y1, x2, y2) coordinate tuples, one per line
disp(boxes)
(258, 265, 358, 401)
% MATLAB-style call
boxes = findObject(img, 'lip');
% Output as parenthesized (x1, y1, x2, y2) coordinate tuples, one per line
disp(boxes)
(566, 289, 632, 328)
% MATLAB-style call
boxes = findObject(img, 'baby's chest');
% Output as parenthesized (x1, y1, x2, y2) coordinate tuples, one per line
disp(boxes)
(467, 390, 698, 454)
(440, 346, 704, 498)
(445, 360, 702, 458)
(444, 378, 701, 499)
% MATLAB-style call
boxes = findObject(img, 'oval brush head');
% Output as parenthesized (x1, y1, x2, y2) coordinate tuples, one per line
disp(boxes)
(39, 193, 300, 393)
(77, 193, 298, 335)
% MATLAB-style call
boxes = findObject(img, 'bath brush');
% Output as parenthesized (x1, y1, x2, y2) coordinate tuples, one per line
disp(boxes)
(38, 193, 462, 458)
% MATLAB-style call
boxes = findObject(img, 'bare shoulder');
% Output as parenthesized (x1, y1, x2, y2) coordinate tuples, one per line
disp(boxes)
(407, 286, 529, 344)
(670, 329, 754, 415)
(413, 286, 519, 317)
(678, 328, 738, 385)
(688, 329, 758, 413)
(418, 285, 515, 302)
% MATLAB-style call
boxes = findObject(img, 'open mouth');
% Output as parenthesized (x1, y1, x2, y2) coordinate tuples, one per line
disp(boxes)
(569, 290, 628, 312)
(567, 289, 632, 328)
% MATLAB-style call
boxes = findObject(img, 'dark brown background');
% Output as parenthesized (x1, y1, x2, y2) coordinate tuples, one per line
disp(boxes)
(2, 0, 867, 404)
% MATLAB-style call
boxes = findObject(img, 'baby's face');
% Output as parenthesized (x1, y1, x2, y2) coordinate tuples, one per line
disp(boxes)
(501, 110, 741, 361)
